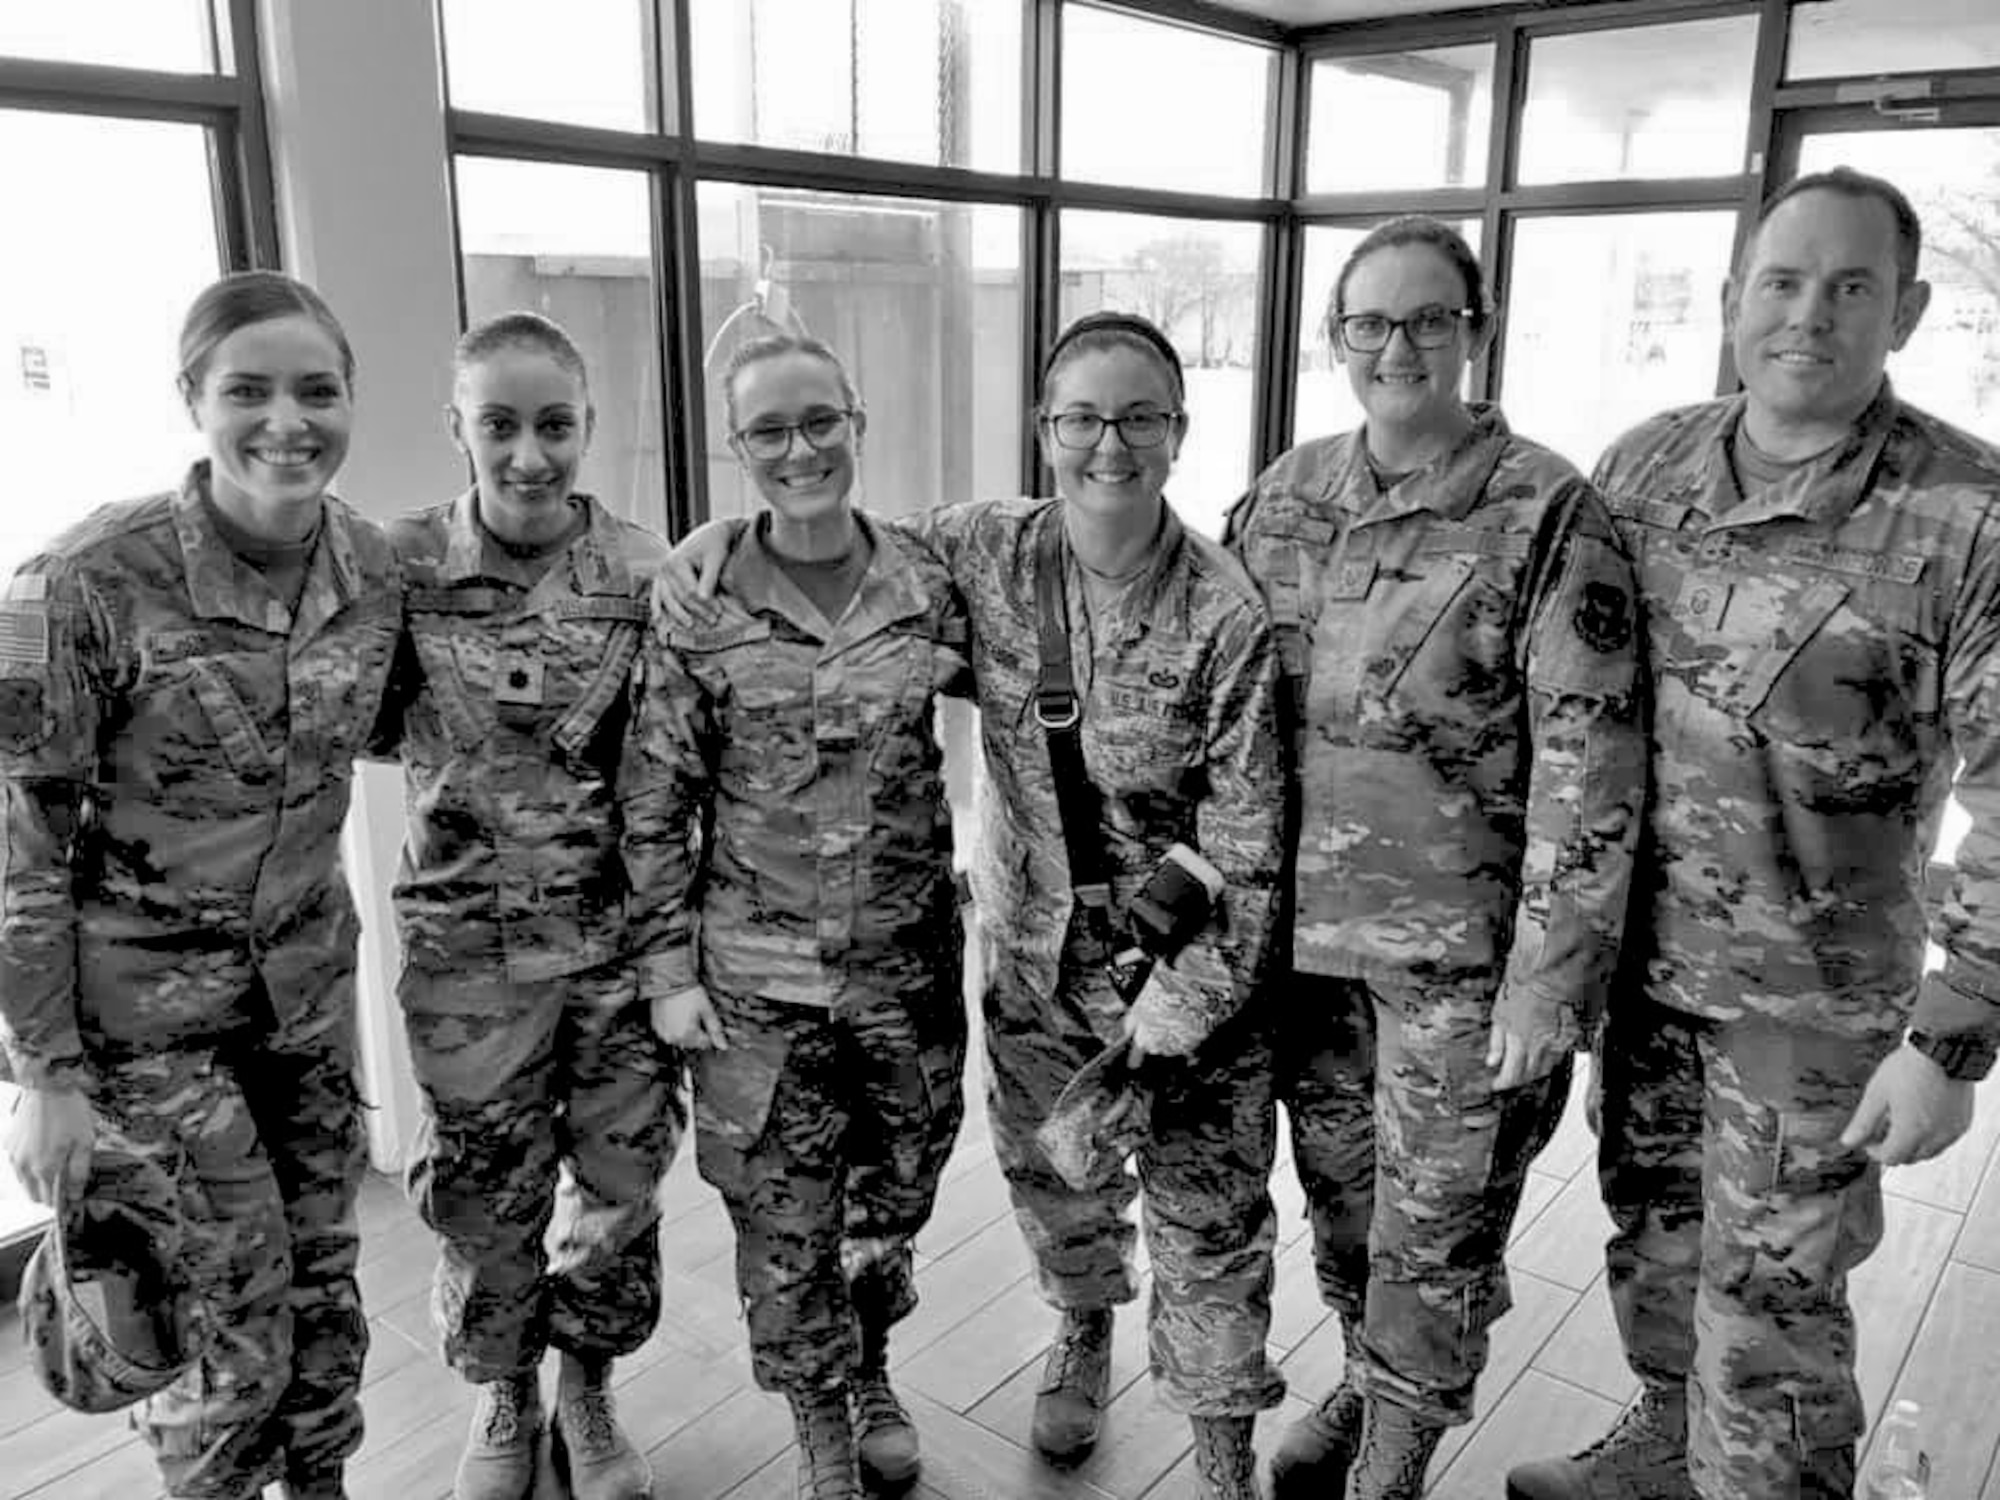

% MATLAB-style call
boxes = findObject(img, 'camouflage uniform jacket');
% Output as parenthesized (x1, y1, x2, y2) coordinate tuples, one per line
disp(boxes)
(0, 462, 402, 1088)
(379, 491, 667, 983)
(911, 497, 1283, 1041)
(1225, 407, 1645, 1039)
(1594, 383, 2000, 1038)
(622, 512, 969, 1008)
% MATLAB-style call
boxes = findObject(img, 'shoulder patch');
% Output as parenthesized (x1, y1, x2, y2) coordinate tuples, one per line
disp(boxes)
(0, 677, 46, 751)
(1574, 579, 1633, 654)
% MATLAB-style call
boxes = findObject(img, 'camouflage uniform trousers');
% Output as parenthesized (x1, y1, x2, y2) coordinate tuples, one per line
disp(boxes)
(691, 976, 968, 1394)
(89, 1023, 366, 1500)
(1277, 971, 1570, 1425)
(1600, 995, 1895, 1499)
(402, 960, 684, 1382)
(986, 935, 1286, 1416)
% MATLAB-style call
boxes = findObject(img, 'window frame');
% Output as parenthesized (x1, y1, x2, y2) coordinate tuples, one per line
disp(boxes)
(438, 0, 2000, 525)
(0, 0, 276, 269)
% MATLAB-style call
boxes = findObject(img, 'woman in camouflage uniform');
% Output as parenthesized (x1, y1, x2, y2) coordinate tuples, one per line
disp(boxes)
(909, 314, 1288, 1500)
(0, 271, 402, 1500)
(373, 314, 683, 1500)
(1226, 218, 1648, 1500)
(625, 333, 971, 1500)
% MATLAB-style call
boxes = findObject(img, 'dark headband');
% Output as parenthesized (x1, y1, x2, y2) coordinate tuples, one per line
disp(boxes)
(1040, 311, 1185, 390)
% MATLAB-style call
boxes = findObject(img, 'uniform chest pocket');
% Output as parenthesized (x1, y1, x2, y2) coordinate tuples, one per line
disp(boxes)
(1740, 581, 1942, 793)
(409, 621, 496, 753)
(541, 606, 648, 772)
(304, 599, 402, 758)
(135, 651, 284, 782)
(1087, 662, 1206, 803)
(852, 624, 944, 737)
(689, 622, 816, 797)
(1380, 559, 1517, 714)
(1311, 558, 1512, 724)
(1246, 509, 1335, 634)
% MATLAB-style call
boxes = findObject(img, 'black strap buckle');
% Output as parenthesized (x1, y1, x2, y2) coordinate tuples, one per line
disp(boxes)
(1036, 687, 1080, 730)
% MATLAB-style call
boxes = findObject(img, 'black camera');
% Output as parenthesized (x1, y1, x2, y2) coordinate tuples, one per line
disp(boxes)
(1106, 842, 1225, 1001)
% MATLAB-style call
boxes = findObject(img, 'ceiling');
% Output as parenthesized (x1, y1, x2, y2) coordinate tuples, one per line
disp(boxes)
(1202, 0, 1508, 22)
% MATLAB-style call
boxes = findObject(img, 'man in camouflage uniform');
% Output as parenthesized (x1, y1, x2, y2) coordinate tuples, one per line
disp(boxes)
(1507, 169, 2000, 1500)
(1227, 392, 1646, 1496)
(379, 478, 682, 1500)
(621, 506, 970, 1499)
(0, 460, 401, 1500)
(908, 484, 1288, 1489)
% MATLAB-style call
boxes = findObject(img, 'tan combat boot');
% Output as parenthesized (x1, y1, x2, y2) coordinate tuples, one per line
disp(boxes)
(1504, 1385, 1694, 1500)
(1268, 1376, 1363, 1497)
(851, 1311, 919, 1489)
(552, 1352, 653, 1499)
(790, 1387, 860, 1500)
(1345, 1397, 1445, 1500)
(1190, 1414, 1263, 1500)
(454, 1370, 543, 1500)
(1030, 1307, 1114, 1463)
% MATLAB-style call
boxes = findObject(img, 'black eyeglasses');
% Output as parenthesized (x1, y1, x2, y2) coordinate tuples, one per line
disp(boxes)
(1333, 305, 1474, 353)
(1041, 409, 1181, 451)
(730, 409, 856, 461)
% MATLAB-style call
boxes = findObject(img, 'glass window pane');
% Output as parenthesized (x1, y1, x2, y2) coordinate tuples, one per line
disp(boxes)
(0, 0, 213, 72)
(455, 158, 666, 532)
(1062, 7, 1272, 199)
(1518, 18, 1755, 186)
(697, 186, 1023, 526)
(1502, 212, 1736, 472)
(1295, 221, 1483, 446)
(1059, 212, 1264, 538)
(1797, 129, 2000, 439)
(1307, 47, 1493, 194)
(440, 0, 648, 132)
(691, 0, 1021, 173)
(1787, 0, 2000, 78)
(0, 111, 221, 582)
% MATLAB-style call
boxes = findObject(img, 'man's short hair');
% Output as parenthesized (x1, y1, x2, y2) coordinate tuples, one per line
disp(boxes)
(1743, 167, 1923, 289)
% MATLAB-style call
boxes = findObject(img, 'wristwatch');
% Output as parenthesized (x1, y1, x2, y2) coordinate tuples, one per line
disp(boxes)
(1906, 1027, 2000, 1082)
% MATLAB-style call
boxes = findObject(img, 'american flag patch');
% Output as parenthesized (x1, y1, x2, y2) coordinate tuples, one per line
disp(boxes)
(0, 608, 49, 666)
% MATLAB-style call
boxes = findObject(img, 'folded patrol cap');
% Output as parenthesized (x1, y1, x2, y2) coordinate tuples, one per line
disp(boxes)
(1037, 1040, 1152, 1192)
(20, 1166, 194, 1413)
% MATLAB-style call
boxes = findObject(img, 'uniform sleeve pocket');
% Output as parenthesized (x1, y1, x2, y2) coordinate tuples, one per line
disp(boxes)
(1529, 535, 1638, 702)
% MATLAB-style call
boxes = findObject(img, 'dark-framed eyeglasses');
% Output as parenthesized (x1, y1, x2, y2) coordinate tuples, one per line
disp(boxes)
(730, 408, 857, 461)
(1333, 305, 1474, 353)
(1041, 409, 1181, 451)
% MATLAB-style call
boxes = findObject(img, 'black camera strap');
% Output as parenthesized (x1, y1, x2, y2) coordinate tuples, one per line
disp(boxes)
(1034, 514, 1115, 949)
